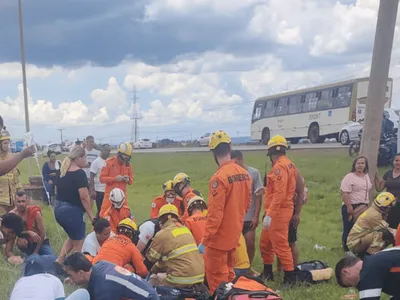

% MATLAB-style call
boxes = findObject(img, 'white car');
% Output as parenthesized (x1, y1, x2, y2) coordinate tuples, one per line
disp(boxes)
(132, 139, 152, 149)
(338, 108, 399, 145)
(42, 143, 62, 156)
(198, 133, 211, 147)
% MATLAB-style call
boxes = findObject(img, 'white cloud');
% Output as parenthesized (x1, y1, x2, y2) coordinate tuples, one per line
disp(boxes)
(90, 77, 128, 113)
(0, 63, 60, 80)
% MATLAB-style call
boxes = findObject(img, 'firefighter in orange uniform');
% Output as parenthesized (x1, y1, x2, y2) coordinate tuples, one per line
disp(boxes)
(185, 196, 208, 245)
(260, 135, 299, 286)
(173, 173, 203, 222)
(150, 180, 184, 218)
(201, 130, 251, 294)
(103, 188, 135, 233)
(99, 142, 133, 217)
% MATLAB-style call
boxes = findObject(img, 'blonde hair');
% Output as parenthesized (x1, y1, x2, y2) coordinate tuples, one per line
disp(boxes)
(60, 146, 85, 178)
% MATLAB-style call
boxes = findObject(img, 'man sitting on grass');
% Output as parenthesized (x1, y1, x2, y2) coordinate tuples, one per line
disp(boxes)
(0, 213, 24, 265)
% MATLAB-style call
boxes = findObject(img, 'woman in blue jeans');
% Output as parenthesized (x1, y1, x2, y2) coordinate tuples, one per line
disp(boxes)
(54, 147, 95, 267)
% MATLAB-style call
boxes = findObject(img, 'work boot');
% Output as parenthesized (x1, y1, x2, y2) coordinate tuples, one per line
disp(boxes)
(258, 264, 274, 281)
(283, 270, 301, 287)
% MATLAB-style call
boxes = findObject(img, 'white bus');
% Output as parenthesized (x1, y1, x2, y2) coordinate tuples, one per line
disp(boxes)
(251, 77, 393, 144)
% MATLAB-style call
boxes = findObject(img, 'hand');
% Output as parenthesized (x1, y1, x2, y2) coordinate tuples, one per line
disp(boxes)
(48, 180, 53, 185)
(123, 176, 130, 183)
(198, 243, 205, 254)
(291, 214, 300, 228)
(27, 231, 41, 243)
(250, 216, 259, 229)
(49, 173, 56, 177)
(262, 216, 272, 230)
(21, 145, 36, 158)
(8, 255, 23, 265)
(347, 205, 354, 218)
(116, 175, 124, 182)
(90, 190, 96, 199)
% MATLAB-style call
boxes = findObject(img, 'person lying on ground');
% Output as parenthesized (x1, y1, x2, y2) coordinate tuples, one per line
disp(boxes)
(64, 252, 159, 300)
(92, 218, 147, 277)
(150, 180, 184, 218)
(135, 218, 161, 254)
(0, 213, 24, 265)
(82, 218, 113, 257)
(145, 204, 205, 290)
(336, 248, 400, 300)
(347, 192, 396, 258)
(11, 190, 55, 256)
(11, 253, 90, 300)
(103, 188, 135, 233)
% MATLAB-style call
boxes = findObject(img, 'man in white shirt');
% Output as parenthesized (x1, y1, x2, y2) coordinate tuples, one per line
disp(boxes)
(10, 259, 90, 300)
(135, 219, 161, 254)
(90, 144, 111, 216)
(82, 218, 113, 257)
(84, 135, 99, 180)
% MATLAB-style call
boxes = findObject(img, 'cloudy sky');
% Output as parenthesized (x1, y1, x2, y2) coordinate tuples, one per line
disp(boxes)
(1, 0, 400, 144)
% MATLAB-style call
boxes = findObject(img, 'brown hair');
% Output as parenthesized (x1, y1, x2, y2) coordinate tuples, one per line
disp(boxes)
(351, 155, 369, 174)
(60, 147, 85, 178)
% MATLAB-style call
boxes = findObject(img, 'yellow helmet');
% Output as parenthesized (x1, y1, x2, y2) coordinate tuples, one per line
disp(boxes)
(173, 173, 190, 185)
(0, 129, 10, 141)
(208, 130, 231, 150)
(158, 204, 180, 218)
(187, 196, 207, 215)
(118, 218, 138, 231)
(267, 135, 288, 151)
(163, 180, 174, 191)
(118, 142, 132, 157)
(374, 192, 396, 208)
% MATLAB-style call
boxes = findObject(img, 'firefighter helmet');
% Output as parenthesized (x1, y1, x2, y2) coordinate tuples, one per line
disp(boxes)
(110, 188, 125, 209)
(158, 204, 180, 219)
(374, 192, 396, 208)
(208, 130, 231, 150)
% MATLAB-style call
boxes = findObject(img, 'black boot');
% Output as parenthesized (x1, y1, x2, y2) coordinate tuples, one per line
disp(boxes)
(283, 270, 300, 287)
(258, 264, 274, 281)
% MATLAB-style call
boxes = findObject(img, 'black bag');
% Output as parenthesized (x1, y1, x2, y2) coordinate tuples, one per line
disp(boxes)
(294, 260, 331, 285)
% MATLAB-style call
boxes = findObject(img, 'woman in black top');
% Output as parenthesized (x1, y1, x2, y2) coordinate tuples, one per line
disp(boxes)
(54, 147, 94, 265)
(376, 153, 400, 228)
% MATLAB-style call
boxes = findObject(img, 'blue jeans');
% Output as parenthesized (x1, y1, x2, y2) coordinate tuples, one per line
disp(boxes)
(22, 239, 55, 256)
(66, 289, 90, 300)
(341, 204, 354, 251)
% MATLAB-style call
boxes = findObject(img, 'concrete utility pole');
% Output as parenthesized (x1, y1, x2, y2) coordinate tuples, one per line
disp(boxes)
(360, 0, 398, 189)
(18, 0, 30, 133)
(58, 128, 66, 143)
(130, 86, 141, 142)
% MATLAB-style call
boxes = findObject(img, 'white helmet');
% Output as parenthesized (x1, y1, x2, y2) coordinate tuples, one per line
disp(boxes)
(110, 188, 125, 209)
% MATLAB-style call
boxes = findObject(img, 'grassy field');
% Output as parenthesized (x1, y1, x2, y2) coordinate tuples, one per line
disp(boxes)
(1, 149, 389, 299)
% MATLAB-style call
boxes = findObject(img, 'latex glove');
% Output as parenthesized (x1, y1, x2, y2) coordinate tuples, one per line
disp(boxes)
(263, 216, 272, 230)
(116, 175, 124, 182)
(198, 243, 205, 254)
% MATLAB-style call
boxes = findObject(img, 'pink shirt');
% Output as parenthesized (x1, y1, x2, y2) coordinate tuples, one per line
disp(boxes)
(340, 172, 372, 205)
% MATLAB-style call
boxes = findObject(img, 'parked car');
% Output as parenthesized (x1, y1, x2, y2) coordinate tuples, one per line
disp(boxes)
(132, 139, 152, 149)
(338, 108, 399, 145)
(42, 143, 62, 156)
(198, 133, 211, 147)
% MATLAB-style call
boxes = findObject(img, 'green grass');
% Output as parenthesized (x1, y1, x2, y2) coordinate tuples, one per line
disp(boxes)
(1, 149, 390, 299)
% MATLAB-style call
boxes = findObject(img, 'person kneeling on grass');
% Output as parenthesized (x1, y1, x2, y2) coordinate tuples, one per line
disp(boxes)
(347, 192, 396, 258)
(82, 218, 114, 257)
(64, 252, 159, 300)
(336, 248, 400, 300)
(0, 213, 24, 265)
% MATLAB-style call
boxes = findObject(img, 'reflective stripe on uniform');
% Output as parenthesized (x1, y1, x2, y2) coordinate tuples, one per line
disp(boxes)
(161, 243, 198, 261)
(148, 248, 161, 260)
(165, 273, 205, 285)
(352, 224, 363, 233)
(171, 227, 191, 237)
(105, 274, 150, 298)
(359, 288, 382, 299)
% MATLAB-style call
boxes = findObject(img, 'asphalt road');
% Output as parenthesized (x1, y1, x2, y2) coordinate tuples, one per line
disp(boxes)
(130, 143, 346, 153)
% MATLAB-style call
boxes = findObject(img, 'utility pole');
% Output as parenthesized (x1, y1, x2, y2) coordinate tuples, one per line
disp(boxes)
(18, 0, 30, 133)
(360, 0, 398, 189)
(130, 86, 141, 143)
(58, 128, 66, 143)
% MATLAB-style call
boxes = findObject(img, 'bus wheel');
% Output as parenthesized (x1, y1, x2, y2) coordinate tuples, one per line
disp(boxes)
(308, 123, 320, 144)
(262, 128, 270, 145)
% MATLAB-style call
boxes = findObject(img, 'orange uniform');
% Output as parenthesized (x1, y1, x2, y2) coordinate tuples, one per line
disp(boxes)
(180, 188, 203, 222)
(396, 224, 400, 246)
(92, 234, 147, 278)
(103, 205, 134, 233)
(260, 155, 297, 272)
(150, 195, 184, 219)
(99, 156, 133, 217)
(203, 160, 251, 293)
(185, 211, 207, 245)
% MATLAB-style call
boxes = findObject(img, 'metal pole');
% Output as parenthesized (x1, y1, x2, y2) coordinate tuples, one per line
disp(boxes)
(360, 0, 399, 189)
(18, 0, 30, 133)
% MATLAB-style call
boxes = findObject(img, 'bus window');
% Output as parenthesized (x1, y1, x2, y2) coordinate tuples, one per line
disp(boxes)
(302, 92, 318, 112)
(252, 103, 263, 121)
(263, 99, 276, 118)
(276, 98, 288, 116)
(317, 90, 333, 110)
(288, 95, 302, 114)
(333, 85, 352, 108)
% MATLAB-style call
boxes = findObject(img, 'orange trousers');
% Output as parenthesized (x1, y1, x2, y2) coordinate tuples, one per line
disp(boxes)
(204, 246, 236, 294)
(260, 214, 294, 272)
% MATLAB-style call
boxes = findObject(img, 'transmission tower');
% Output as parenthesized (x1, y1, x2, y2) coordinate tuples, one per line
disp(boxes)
(130, 86, 141, 142)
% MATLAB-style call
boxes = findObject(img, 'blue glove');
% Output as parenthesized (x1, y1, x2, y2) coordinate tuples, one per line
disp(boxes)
(198, 243, 205, 254)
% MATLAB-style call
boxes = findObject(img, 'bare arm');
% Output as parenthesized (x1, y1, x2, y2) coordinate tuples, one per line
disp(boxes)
(33, 212, 45, 254)
(79, 188, 95, 222)
(375, 172, 385, 192)
(293, 171, 305, 217)
(0, 147, 35, 176)
(5, 235, 16, 258)
(89, 172, 96, 198)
